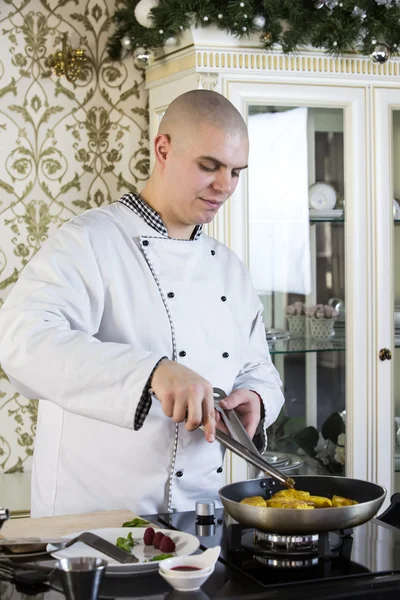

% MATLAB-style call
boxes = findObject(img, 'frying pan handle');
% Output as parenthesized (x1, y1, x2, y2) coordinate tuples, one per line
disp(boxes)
(377, 492, 400, 527)
(391, 492, 400, 504)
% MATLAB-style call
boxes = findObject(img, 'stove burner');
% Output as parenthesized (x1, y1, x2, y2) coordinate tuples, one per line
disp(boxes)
(241, 530, 342, 561)
(254, 531, 319, 555)
(255, 555, 319, 569)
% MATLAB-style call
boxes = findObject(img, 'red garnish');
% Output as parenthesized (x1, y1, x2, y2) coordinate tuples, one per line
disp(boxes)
(159, 535, 176, 553)
(143, 527, 155, 546)
(153, 532, 165, 549)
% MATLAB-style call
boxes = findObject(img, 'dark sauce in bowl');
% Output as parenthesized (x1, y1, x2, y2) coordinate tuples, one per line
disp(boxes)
(171, 566, 201, 571)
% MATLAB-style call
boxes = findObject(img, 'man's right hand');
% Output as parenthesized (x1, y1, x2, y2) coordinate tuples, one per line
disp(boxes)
(150, 359, 216, 443)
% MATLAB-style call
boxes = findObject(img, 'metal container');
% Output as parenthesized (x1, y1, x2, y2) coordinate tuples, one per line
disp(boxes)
(0, 508, 9, 530)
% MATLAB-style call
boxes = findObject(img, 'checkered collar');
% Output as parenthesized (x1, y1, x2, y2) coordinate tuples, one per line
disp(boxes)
(118, 193, 203, 241)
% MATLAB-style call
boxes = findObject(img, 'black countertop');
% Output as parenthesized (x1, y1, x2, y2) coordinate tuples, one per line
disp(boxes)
(3, 509, 400, 600)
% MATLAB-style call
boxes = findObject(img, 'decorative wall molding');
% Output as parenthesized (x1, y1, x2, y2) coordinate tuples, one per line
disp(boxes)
(147, 46, 400, 86)
(197, 72, 219, 91)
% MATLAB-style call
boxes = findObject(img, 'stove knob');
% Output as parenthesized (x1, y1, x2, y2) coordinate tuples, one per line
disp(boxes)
(195, 501, 215, 518)
(196, 523, 216, 537)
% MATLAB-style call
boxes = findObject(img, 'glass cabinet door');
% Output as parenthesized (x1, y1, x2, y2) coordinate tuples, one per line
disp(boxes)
(225, 81, 369, 484)
(395, 111, 400, 494)
(374, 88, 400, 500)
(248, 104, 346, 475)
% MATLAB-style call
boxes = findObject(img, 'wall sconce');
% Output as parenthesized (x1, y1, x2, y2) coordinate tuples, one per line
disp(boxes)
(49, 33, 87, 83)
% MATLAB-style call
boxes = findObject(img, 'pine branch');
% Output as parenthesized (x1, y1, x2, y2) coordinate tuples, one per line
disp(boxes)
(107, 0, 400, 61)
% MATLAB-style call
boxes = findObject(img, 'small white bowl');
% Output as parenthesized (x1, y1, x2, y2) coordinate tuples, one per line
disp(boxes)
(159, 564, 214, 591)
(160, 547, 220, 573)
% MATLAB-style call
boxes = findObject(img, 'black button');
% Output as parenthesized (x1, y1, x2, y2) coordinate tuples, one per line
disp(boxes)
(142, 240, 149, 246)
(167, 292, 175, 298)
(179, 351, 186, 357)
(211, 250, 215, 256)
(217, 467, 223, 473)
(222, 352, 229, 358)
(221, 296, 227, 302)
(176, 471, 183, 477)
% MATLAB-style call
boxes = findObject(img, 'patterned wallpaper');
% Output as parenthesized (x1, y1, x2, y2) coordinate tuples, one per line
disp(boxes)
(0, 0, 149, 474)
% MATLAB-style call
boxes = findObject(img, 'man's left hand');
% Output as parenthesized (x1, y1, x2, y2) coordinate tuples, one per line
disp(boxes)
(217, 389, 261, 440)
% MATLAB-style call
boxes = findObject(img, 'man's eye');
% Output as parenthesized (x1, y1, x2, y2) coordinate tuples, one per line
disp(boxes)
(199, 164, 217, 172)
(232, 171, 240, 178)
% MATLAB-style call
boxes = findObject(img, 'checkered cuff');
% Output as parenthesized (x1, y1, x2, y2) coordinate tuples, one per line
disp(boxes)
(251, 392, 267, 453)
(134, 357, 167, 430)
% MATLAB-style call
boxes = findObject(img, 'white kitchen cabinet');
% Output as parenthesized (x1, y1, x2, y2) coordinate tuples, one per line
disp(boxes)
(146, 27, 400, 501)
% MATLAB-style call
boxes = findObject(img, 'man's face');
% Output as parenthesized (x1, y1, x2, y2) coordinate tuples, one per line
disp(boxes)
(161, 123, 249, 227)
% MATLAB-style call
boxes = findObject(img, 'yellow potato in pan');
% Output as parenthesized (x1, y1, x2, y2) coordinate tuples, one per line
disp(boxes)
(332, 495, 358, 507)
(307, 495, 332, 508)
(271, 489, 311, 500)
(239, 491, 357, 509)
(240, 496, 267, 507)
(266, 499, 314, 509)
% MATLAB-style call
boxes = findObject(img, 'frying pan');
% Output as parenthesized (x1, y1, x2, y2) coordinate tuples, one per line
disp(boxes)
(219, 475, 386, 534)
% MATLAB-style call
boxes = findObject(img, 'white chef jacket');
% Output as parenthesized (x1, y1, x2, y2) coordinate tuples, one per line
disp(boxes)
(0, 201, 284, 517)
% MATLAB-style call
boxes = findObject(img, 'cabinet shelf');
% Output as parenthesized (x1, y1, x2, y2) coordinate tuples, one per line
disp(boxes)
(309, 218, 344, 223)
(268, 336, 345, 355)
(309, 219, 400, 224)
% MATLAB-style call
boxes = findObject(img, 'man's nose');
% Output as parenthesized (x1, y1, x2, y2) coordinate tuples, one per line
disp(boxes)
(212, 170, 232, 194)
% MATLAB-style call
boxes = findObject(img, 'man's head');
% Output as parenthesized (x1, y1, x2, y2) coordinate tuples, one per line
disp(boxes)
(145, 90, 249, 237)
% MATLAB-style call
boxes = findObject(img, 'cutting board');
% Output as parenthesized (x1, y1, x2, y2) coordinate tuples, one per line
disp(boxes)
(0, 509, 147, 539)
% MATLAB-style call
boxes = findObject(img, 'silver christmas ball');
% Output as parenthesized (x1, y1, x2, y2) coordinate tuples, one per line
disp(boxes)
(133, 46, 155, 69)
(352, 6, 367, 18)
(326, 0, 339, 8)
(252, 14, 266, 29)
(164, 36, 177, 47)
(134, 0, 159, 28)
(371, 43, 390, 63)
(121, 35, 133, 50)
(375, 0, 391, 4)
(315, 1, 326, 8)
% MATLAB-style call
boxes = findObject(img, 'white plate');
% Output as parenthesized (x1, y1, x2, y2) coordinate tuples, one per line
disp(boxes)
(265, 328, 290, 341)
(308, 183, 337, 210)
(47, 527, 200, 576)
(309, 209, 343, 219)
(394, 199, 400, 219)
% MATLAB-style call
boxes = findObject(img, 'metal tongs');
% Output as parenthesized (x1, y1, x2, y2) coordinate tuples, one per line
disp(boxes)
(210, 388, 295, 489)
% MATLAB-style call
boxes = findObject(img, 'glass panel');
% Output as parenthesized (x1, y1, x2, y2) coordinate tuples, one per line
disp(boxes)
(247, 105, 346, 477)
(392, 110, 400, 490)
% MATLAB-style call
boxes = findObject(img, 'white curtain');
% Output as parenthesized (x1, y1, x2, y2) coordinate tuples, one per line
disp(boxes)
(248, 107, 311, 295)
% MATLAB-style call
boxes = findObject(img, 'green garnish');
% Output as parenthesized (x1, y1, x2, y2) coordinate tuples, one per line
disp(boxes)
(149, 553, 174, 562)
(122, 518, 150, 528)
(115, 532, 139, 553)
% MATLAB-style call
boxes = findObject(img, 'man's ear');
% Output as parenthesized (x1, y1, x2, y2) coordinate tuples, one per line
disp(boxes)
(154, 133, 171, 166)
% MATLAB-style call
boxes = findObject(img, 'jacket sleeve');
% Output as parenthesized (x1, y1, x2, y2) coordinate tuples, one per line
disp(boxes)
(0, 223, 165, 430)
(232, 291, 284, 446)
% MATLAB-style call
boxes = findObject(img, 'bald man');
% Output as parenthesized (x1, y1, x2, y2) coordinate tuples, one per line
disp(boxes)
(0, 90, 284, 517)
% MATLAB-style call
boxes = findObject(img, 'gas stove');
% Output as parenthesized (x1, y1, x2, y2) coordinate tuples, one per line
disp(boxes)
(147, 493, 400, 598)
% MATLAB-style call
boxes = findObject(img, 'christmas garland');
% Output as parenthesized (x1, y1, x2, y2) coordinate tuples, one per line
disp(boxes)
(107, 0, 400, 66)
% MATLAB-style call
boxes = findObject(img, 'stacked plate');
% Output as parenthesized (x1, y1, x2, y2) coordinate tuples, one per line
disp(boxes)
(395, 306, 400, 339)
(333, 319, 345, 340)
(309, 209, 344, 220)
(262, 451, 304, 473)
(265, 328, 290, 343)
